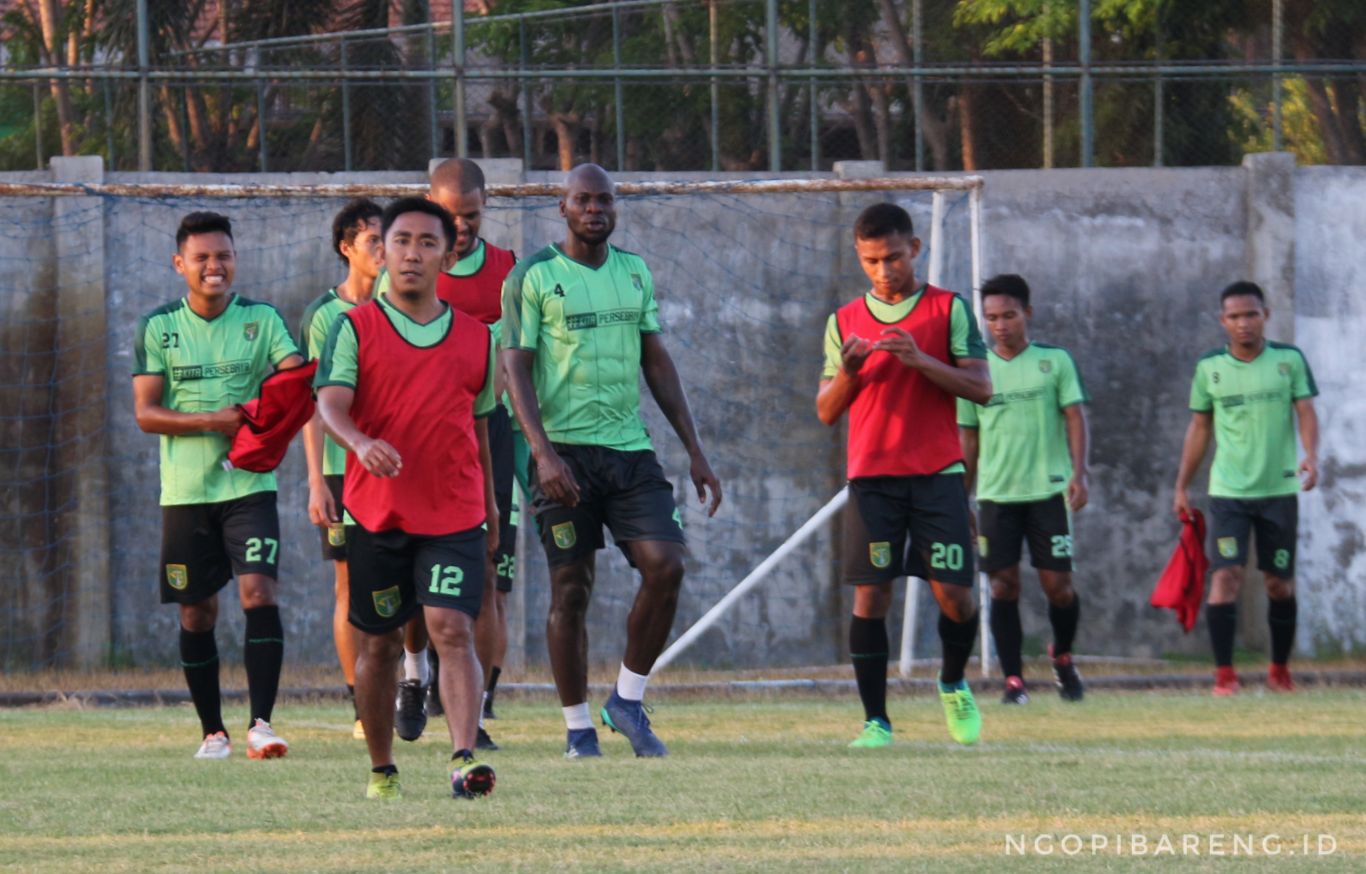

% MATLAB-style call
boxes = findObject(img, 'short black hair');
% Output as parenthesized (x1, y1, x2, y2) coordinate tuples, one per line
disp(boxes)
(854, 203, 914, 241)
(381, 197, 455, 251)
(176, 211, 233, 249)
(981, 273, 1031, 308)
(331, 198, 383, 264)
(1220, 280, 1265, 305)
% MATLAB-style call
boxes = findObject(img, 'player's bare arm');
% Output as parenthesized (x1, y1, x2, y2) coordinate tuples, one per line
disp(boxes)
(1064, 404, 1091, 511)
(960, 425, 981, 538)
(316, 384, 402, 478)
(640, 332, 722, 516)
(1173, 411, 1213, 517)
(301, 412, 337, 526)
(816, 334, 874, 425)
(874, 327, 992, 404)
(133, 374, 243, 437)
(1295, 397, 1319, 491)
(501, 347, 581, 507)
(476, 416, 499, 558)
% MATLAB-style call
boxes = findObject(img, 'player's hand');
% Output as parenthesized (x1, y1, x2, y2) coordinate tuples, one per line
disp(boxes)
(691, 453, 723, 517)
(1173, 487, 1192, 520)
(208, 406, 244, 437)
(873, 327, 924, 368)
(355, 436, 402, 478)
(840, 334, 874, 376)
(1067, 473, 1090, 512)
(308, 479, 338, 526)
(485, 513, 500, 561)
(1299, 457, 1318, 492)
(536, 448, 581, 507)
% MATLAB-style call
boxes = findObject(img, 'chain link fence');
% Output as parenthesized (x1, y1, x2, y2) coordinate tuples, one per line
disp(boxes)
(1, 1, 1363, 172)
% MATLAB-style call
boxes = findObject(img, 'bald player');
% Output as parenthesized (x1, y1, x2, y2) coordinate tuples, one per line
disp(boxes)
(501, 164, 722, 759)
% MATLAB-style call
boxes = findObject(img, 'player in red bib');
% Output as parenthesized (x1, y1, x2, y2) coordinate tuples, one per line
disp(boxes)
(817, 203, 993, 747)
(316, 198, 498, 801)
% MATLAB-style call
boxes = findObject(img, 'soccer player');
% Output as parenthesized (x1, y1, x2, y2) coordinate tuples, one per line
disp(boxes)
(501, 163, 722, 759)
(133, 211, 302, 760)
(299, 198, 384, 740)
(958, 274, 1089, 705)
(817, 202, 991, 748)
(316, 197, 498, 800)
(1173, 281, 1318, 696)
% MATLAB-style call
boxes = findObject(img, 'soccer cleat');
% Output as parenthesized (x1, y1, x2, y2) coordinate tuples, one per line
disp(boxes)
(352, 719, 366, 740)
(565, 727, 602, 759)
(365, 770, 401, 800)
(601, 689, 668, 758)
(395, 679, 428, 742)
(1267, 663, 1296, 693)
(848, 718, 893, 749)
(938, 679, 982, 746)
(245, 719, 289, 760)
(1001, 676, 1030, 705)
(450, 754, 496, 799)
(1050, 645, 1085, 702)
(194, 731, 231, 760)
(476, 726, 500, 752)
(1213, 666, 1241, 697)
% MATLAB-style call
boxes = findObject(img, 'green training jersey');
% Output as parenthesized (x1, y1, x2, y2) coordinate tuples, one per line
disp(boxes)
(500, 243, 661, 451)
(299, 288, 361, 476)
(821, 287, 987, 476)
(958, 343, 1089, 503)
(133, 295, 298, 506)
(1188, 341, 1317, 499)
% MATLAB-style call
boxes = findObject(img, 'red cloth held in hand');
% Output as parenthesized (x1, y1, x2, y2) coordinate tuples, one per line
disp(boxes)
(1150, 509, 1209, 632)
(225, 360, 318, 473)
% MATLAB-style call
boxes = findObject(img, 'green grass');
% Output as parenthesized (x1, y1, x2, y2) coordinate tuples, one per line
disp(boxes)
(2, 691, 1364, 872)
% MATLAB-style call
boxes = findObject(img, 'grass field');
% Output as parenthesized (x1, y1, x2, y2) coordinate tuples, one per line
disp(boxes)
(2, 689, 1364, 872)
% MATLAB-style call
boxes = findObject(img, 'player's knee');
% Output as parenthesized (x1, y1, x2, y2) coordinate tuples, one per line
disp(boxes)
(852, 584, 893, 619)
(1210, 567, 1243, 602)
(550, 580, 593, 617)
(357, 627, 403, 661)
(938, 588, 976, 623)
(1039, 571, 1074, 606)
(238, 574, 277, 610)
(179, 601, 216, 633)
(1265, 574, 1295, 600)
(641, 553, 685, 592)
(989, 570, 1021, 601)
(427, 610, 476, 653)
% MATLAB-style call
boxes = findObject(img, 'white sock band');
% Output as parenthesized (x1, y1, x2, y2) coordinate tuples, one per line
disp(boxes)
(562, 703, 593, 730)
(616, 665, 649, 702)
(403, 649, 429, 685)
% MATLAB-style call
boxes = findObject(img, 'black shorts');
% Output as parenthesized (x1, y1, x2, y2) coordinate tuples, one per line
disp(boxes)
(1209, 495, 1298, 576)
(347, 523, 487, 634)
(487, 406, 518, 593)
(843, 474, 975, 587)
(160, 491, 280, 605)
(529, 444, 684, 569)
(977, 493, 1073, 574)
(318, 474, 349, 562)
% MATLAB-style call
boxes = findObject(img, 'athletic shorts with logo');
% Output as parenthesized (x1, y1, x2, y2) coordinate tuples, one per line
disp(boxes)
(488, 405, 518, 593)
(1209, 495, 1298, 576)
(347, 523, 487, 634)
(318, 474, 350, 562)
(843, 474, 975, 586)
(977, 493, 1073, 574)
(529, 443, 684, 569)
(160, 491, 281, 604)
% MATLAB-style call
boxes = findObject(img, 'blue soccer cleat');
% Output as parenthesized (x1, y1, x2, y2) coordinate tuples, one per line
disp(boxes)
(565, 727, 602, 759)
(600, 689, 668, 758)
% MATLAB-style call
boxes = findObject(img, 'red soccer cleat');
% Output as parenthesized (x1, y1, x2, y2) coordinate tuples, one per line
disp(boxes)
(1212, 666, 1241, 697)
(1266, 663, 1296, 693)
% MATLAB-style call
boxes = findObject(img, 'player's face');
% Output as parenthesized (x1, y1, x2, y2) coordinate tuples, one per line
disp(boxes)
(341, 217, 383, 281)
(173, 231, 236, 300)
(854, 232, 921, 299)
(561, 182, 616, 246)
(1219, 294, 1268, 347)
(983, 294, 1029, 349)
(430, 187, 484, 258)
(383, 212, 456, 299)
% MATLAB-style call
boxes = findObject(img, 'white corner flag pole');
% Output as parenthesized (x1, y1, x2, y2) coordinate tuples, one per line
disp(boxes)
(652, 487, 849, 674)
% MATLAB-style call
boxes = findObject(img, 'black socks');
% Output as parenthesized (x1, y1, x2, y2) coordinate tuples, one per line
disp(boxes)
(180, 627, 225, 737)
(989, 598, 1023, 678)
(244, 605, 284, 726)
(1268, 596, 1297, 665)
(939, 611, 980, 686)
(1207, 602, 1237, 668)
(849, 615, 890, 724)
(1049, 593, 1081, 657)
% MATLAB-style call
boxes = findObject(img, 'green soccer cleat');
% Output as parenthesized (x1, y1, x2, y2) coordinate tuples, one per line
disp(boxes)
(365, 770, 401, 800)
(848, 718, 893, 749)
(938, 678, 982, 746)
(450, 753, 496, 799)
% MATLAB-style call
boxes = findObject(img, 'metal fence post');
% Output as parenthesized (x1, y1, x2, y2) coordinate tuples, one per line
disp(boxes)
(1272, 0, 1283, 151)
(453, 0, 467, 158)
(179, 85, 191, 170)
(136, 0, 151, 171)
(102, 76, 116, 168)
(1153, 13, 1163, 167)
(341, 38, 353, 172)
(426, 22, 439, 159)
(709, 0, 720, 173)
(766, 0, 781, 171)
(809, 0, 819, 171)
(32, 84, 43, 170)
(519, 18, 532, 168)
(912, 0, 924, 172)
(612, 3, 625, 172)
(256, 75, 268, 172)
(1079, 0, 1094, 167)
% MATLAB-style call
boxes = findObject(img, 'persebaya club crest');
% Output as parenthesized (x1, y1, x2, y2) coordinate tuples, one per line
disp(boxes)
(552, 522, 577, 550)
(166, 563, 189, 590)
(1217, 537, 1239, 560)
(1038, 359, 1053, 374)
(630, 273, 644, 292)
(372, 586, 402, 619)
(243, 321, 259, 341)
(869, 541, 892, 570)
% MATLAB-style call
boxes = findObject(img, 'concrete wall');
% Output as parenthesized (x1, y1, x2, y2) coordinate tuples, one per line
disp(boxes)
(4, 155, 1363, 671)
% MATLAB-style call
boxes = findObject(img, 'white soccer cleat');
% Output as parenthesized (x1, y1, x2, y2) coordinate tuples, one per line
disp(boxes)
(194, 731, 232, 760)
(246, 718, 289, 760)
